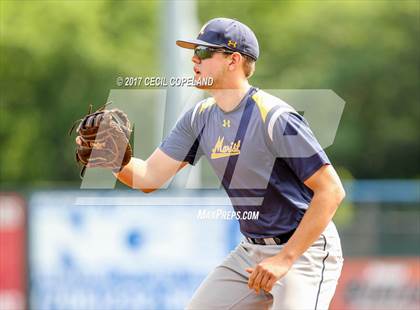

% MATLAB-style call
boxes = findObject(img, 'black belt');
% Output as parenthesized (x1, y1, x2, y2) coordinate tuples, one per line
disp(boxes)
(245, 229, 296, 245)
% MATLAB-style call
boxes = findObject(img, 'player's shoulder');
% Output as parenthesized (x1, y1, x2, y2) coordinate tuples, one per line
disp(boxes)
(251, 89, 296, 124)
(189, 97, 216, 126)
(251, 89, 306, 141)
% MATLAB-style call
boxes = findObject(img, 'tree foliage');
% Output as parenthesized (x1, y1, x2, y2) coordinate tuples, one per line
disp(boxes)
(199, 0, 419, 179)
(1, 1, 418, 186)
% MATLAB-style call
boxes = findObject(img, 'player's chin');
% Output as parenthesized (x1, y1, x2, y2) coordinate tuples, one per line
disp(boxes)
(195, 84, 212, 90)
(194, 75, 215, 90)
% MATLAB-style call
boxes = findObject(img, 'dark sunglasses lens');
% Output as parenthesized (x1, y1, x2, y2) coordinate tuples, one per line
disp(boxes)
(195, 47, 213, 60)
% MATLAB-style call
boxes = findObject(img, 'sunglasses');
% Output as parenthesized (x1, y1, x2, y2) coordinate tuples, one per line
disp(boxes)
(194, 46, 234, 60)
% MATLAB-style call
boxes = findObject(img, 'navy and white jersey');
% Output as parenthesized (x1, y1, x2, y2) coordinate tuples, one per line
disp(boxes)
(160, 87, 330, 238)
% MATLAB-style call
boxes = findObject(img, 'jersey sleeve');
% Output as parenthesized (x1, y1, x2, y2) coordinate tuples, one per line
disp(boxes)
(271, 112, 331, 182)
(159, 108, 203, 165)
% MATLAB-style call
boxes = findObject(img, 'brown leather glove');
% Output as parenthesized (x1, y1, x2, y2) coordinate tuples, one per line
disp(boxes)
(70, 104, 132, 177)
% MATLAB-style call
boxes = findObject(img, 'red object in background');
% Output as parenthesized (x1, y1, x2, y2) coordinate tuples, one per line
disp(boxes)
(0, 194, 26, 310)
(331, 257, 420, 310)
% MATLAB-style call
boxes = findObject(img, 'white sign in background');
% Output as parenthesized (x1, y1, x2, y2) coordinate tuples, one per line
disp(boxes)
(29, 191, 242, 310)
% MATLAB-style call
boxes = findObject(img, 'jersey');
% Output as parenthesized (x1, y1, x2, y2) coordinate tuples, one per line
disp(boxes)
(160, 86, 330, 238)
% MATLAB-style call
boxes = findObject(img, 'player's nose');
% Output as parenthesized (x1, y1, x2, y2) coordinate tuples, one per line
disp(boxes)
(192, 54, 201, 64)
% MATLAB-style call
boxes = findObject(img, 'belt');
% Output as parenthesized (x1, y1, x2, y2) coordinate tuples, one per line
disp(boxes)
(245, 229, 296, 245)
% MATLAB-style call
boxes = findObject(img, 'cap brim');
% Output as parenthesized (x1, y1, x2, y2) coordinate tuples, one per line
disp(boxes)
(176, 38, 224, 49)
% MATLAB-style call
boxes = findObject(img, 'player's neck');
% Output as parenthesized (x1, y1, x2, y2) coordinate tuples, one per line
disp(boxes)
(210, 80, 251, 113)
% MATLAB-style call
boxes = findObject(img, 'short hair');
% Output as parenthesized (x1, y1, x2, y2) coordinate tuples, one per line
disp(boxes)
(242, 54, 256, 78)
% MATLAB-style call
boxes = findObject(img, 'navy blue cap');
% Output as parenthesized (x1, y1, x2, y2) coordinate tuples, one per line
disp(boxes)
(176, 18, 259, 61)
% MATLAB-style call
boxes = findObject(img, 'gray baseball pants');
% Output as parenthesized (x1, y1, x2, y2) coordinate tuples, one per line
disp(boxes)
(187, 222, 343, 310)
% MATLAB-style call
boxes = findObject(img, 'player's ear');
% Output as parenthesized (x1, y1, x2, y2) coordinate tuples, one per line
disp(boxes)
(228, 53, 241, 71)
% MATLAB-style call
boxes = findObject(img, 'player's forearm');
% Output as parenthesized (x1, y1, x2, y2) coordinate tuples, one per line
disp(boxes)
(276, 184, 345, 264)
(114, 157, 159, 193)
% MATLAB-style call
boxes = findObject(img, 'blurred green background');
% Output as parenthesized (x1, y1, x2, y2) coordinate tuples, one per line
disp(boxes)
(0, 0, 419, 186)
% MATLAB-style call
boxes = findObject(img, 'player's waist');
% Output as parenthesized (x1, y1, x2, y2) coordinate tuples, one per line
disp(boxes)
(244, 229, 296, 246)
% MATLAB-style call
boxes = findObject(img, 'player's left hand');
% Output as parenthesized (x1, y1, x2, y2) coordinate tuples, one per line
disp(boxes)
(246, 255, 292, 294)
(69, 103, 133, 177)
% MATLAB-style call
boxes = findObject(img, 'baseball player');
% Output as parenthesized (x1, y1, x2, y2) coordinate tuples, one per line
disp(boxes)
(75, 17, 345, 309)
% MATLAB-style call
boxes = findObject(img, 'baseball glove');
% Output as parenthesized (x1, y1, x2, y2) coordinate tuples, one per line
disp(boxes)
(69, 103, 132, 177)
